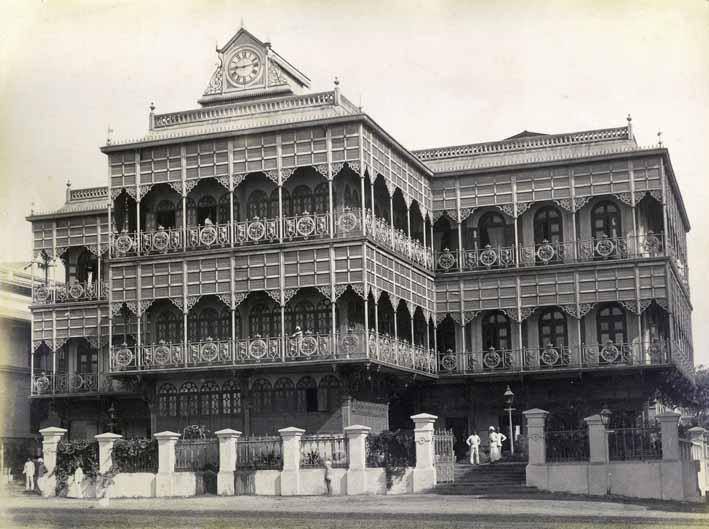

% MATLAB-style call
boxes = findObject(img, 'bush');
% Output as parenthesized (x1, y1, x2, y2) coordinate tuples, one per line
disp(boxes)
(55, 441, 99, 496)
(111, 439, 158, 473)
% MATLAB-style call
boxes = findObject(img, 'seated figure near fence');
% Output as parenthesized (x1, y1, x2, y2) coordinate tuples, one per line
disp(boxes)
(67, 465, 84, 498)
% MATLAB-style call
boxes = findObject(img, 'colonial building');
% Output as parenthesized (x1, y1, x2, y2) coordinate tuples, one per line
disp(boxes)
(26, 29, 693, 449)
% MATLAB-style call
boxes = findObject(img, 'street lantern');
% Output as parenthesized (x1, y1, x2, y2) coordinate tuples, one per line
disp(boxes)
(599, 406, 612, 428)
(503, 385, 515, 456)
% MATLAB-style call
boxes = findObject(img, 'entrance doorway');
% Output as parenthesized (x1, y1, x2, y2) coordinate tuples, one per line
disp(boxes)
(445, 417, 468, 462)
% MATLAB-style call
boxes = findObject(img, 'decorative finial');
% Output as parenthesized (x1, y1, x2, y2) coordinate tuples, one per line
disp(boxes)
(30, 201, 35, 215)
(657, 130, 663, 147)
(359, 93, 363, 112)
(240, 17, 245, 29)
(66, 179, 71, 188)
(334, 76, 340, 87)
(627, 114, 632, 124)
(149, 101, 155, 113)
(626, 114, 633, 140)
(106, 125, 114, 145)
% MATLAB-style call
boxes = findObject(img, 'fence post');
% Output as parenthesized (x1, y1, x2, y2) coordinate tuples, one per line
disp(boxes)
(657, 412, 681, 461)
(215, 428, 241, 496)
(94, 432, 122, 474)
(411, 413, 437, 492)
(522, 408, 548, 489)
(687, 427, 707, 495)
(154, 431, 180, 497)
(279, 427, 305, 496)
(38, 426, 67, 497)
(583, 414, 609, 496)
(344, 424, 371, 495)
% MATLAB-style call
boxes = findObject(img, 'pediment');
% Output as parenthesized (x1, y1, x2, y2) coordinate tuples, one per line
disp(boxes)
(199, 27, 310, 106)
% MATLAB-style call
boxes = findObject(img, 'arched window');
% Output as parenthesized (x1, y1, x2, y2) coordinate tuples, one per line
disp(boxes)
(249, 303, 279, 337)
(292, 185, 313, 214)
(197, 195, 217, 225)
(218, 193, 236, 224)
(273, 377, 295, 413)
(315, 299, 331, 334)
(482, 311, 512, 350)
(156, 200, 176, 229)
(314, 183, 328, 213)
(597, 303, 627, 345)
(592, 201, 621, 240)
(534, 206, 563, 245)
(33, 344, 52, 372)
(478, 212, 508, 248)
(268, 189, 280, 218)
(318, 375, 341, 412)
(414, 315, 427, 346)
(77, 341, 98, 373)
(158, 383, 177, 416)
(247, 190, 269, 219)
(436, 317, 456, 353)
(218, 308, 231, 340)
(221, 379, 241, 415)
(538, 307, 568, 348)
(293, 300, 315, 332)
(176, 197, 197, 227)
(75, 250, 97, 284)
(252, 378, 272, 413)
(378, 302, 395, 336)
(156, 311, 182, 343)
(179, 382, 199, 418)
(296, 376, 318, 413)
(197, 308, 219, 341)
(199, 381, 220, 416)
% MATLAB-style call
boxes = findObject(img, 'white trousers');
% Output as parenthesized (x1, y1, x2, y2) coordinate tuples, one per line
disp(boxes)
(469, 446, 480, 464)
(25, 475, 34, 491)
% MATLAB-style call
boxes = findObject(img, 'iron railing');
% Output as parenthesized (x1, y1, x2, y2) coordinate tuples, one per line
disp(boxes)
(435, 233, 665, 272)
(608, 426, 662, 461)
(32, 281, 107, 304)
(237, 436, 283, 470)
(439, 340, 672, 376)
(545, 429, 590, 462)
(300, 434, 349, 468)
(111, 331, 437, 376)
(365, 431, 415, 468)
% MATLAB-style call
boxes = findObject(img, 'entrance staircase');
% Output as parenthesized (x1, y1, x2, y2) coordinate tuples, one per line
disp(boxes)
(434, 462, 539, 495)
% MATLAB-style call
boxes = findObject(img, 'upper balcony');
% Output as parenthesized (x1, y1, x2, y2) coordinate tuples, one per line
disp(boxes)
(32, 280, 108, 305)
(434, 232, 664, 273)
(30, 371, 133, 397)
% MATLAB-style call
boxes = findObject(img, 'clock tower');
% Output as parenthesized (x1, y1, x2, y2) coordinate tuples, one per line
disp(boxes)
(198, 27, 311, 106)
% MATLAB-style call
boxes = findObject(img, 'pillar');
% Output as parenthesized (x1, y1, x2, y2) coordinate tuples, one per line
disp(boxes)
(522, 409, 548, 489)
(38, 426, 67, 497)
(344, 424, 371, 495)
(657, 412, 681, 461)
(215, 428, 242, 496)
(411, 413, 437, 492)
(688, 427, 707, 494)
(279, 426, 305, 496)
(584, 414, 609, 496)
(94, 432, 122, 474)
(154, 431, 180, 497)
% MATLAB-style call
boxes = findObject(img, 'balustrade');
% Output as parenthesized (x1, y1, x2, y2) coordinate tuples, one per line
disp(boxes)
(32, 281, 107, 304)
(109, 330, 436, 375)
(435, 233, 666, 273)
(364, 211, 434, 270)
(31, 372, 99, 395)
(438, 339, 673, 375)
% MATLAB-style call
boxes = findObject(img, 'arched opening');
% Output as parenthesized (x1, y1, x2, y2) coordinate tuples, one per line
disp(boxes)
(318, 375, 341, 412)
(156, 199, 177, 229)
(187, 296, 231, 342)
(112, 190, 137, 233)
(372, 176, 390, 219)
(436, 315, 456, 354)
(396, 301, 412, 342)
(274, 377, 295, 413)
(140, 183, 181, 231)
(409, 201, 424, 244)
(433, 216, 456, 254)
(392, 189, 407, 232)
(221, 379, 241, 415)
(596, 303, 627, 345)
(478, 211, 510, 248)
(158, 383, 178, 417)
(296, 376, 318, 413)
(252, 378, 272, 413)
(247, 189, 270, 219)
(377, 293, 395, 336)
(413, 307, 427, 346)
(247, 293, 280, 337)
(176, 197, 197, 227)
(538, 307, 568, 348)
(591, 200, 621, 240)
(481, 310, 512, 350)
(534, 206, 563, 245)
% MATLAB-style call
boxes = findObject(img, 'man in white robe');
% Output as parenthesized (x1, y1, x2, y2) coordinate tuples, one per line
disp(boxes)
(488, 426, 507, 463)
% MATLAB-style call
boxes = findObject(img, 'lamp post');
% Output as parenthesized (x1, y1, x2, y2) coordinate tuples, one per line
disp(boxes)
(503, 385, 515, 456)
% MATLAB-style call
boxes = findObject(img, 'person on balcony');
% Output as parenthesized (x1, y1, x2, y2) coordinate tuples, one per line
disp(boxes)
(465, 431, 481, 465)
(488, 426, 506, 463)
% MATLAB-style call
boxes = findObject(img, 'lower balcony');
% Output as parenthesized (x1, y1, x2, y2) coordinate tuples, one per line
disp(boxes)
(437, 339, 691, 377)
(109, 331, 437, 377)
(30, 372, 132, 396)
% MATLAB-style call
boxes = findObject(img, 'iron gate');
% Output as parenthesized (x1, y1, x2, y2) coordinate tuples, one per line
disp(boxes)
(434, 429, 455, 484)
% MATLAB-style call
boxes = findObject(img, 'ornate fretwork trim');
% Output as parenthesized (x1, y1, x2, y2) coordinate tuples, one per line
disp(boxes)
(54, 246, 69, 259)
(554, 198, 574, 212)
(334, 285, 348, 301)
(110, 188, 123, 200)
(137, 185, 152, 202)
(462, 311, 479, 324)
(217, 293, 232, 309)
(619, 300, 641, 315)
(125, 301, 138, 315)
(368, 285, 378, 302)
(233, 173, 247, 189)
(233, 292, 248, 307)
(203, 64, 223, 96)
(655, 298, 669, 312)
(110, 302, 124, 316)
(434, 312, 448, 325)
(448, 312, 461, 325)
(348, 161, 361, 177)
(385, 180, 396, 198)
(459, 208, 475, 223)
(316, 285, 333, 302)
(85, 335, 99, 348)
(123, 187, 137, 201)
(518, 306, 536, 321)
(313, 164, 330, 180)
(264, 289, 281, 306)
(614, 192, 634, 207)
(166, 180, 182, 196)
(137, 299, 154, 316)
(350, 283, 365, 299)
(263, 170, 279, 186)
(168, 297, 184, 312)
(494, 204, 515, 218)
(560, 304, 580, 319)
(516, 202, 532, 218)
(184, 180, 199, 196)
(578, 303, 594, 317)
(281, 167, 297, 183)
(573, 196, 592, 212)
(283, 288, 299, 305)
(54, 337, 69, 352)
(185, 295, 200, 313)
(216, 175, 231, 191)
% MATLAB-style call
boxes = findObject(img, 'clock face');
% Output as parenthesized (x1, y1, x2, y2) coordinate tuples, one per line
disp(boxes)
(227, 48, 262, 86)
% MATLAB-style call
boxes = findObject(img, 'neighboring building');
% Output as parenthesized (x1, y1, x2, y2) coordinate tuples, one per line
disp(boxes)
(0, 262, 41, 472)
(26, 28, 693, 449)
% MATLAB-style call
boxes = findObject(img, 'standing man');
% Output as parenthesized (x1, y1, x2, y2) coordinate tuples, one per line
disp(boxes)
(465, 431, 481, 465)
(22, 458, 35, 491)
(488, 426, 507, 463)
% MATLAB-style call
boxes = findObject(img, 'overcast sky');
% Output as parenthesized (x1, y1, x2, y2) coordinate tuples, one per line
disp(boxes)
(1, 0, 707, 363)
